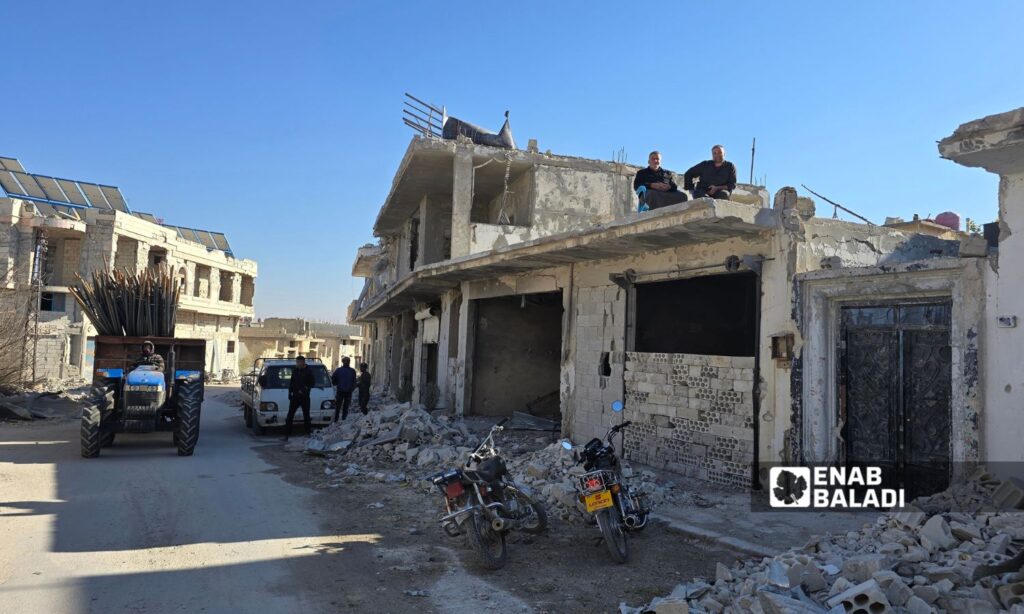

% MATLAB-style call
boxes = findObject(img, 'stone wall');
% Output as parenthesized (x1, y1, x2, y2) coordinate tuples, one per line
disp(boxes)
(623, 351, 755, 489)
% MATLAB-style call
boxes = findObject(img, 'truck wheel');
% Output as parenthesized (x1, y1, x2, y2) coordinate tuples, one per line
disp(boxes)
(81, 405, 102, 458)
(251, 413, 265, 436)
(244, 405, 252, 428)
(175, 379, 202, 456)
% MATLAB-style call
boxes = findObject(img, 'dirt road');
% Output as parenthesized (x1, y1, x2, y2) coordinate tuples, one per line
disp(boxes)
(0, 385, 738, 613)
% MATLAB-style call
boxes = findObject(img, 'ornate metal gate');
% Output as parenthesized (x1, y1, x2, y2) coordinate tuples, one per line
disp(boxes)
(839, 303, 951, 498)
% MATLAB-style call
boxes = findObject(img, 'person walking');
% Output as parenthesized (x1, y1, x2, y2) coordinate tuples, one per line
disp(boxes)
(331, 357, 357, 421)
(282, 356, 315, 441)
(357, 363, 372, 415)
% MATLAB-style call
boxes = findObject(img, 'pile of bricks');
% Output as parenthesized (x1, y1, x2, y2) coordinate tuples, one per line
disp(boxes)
(625, 470, 1024, 614)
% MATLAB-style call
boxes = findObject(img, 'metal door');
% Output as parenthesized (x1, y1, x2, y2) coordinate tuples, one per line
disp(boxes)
(839, 303, 951, 498)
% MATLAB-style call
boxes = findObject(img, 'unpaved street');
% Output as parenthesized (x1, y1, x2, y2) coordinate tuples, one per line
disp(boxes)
(1, 386, 738, 613)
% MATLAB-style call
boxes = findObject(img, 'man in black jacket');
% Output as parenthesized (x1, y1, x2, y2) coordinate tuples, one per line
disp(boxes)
(684, 145, 737, 200)
(283, 356, 315, 441)
(633, 151, 688, 210)
(331, 357, 356, 421)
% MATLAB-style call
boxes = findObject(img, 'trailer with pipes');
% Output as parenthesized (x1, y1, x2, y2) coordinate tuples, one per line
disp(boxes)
(70, 268, 207, 458)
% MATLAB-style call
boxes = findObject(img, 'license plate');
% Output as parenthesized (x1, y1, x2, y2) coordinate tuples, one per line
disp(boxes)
(584, 489, 614, 513)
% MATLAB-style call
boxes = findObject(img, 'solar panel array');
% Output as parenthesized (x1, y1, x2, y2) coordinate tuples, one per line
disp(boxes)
(2, 156, 235, 256)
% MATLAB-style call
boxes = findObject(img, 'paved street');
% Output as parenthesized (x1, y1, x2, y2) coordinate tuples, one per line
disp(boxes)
(0, 386, 734, 614)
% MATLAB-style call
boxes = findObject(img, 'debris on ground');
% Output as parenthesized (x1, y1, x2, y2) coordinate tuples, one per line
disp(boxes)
(0, 384, 91, 421)
(623, 469, 1024, 614)
(296, 396, 685, 525)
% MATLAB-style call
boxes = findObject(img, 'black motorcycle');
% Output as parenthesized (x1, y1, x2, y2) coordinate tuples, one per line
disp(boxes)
(562, 400, 650, 563)
(430, 418, 547, 569)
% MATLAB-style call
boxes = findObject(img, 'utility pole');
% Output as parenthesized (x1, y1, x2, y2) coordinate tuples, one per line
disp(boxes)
(749, 137, 756, 185)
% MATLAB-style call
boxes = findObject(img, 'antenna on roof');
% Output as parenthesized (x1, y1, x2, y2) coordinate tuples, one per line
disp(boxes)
(801, 184, 875, 226)
(749, 137, 756, 184)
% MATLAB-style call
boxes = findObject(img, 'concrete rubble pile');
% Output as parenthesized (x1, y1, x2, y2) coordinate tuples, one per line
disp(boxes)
(304, 402, 476, 476)
(625, 469, 1024, 614)
(505, 442, 683, 523)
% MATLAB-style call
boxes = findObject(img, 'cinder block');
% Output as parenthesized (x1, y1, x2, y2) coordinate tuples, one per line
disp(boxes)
(993, 478, 1024, 509)
(826, 579, 894, 613)
(998, 581, 1024, 610)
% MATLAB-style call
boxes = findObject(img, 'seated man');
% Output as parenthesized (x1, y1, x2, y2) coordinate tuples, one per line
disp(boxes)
(634, 151, 688, 210)
(131, 340, 165, 372)
(684, 145, 737, 200)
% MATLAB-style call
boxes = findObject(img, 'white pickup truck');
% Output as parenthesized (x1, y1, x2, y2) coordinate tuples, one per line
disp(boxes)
(240, 358, 336, 435)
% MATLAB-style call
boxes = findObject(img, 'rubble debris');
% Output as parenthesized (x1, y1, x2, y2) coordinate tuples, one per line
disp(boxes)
(624, 468, 1024, 614)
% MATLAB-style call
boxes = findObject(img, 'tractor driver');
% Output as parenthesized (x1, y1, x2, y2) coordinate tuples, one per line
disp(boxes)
(133, 340, 165, 372)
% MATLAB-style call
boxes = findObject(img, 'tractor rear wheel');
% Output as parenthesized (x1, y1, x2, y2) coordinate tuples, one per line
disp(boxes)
(81, 384, 114, 458)
(175, 379, 202, 456)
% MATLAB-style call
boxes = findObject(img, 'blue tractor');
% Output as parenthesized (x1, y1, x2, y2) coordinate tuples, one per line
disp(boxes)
(81, 336, 206, 457)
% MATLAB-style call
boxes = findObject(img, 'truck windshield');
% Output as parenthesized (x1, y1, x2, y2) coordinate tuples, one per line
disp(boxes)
(261, 365, 331, 388)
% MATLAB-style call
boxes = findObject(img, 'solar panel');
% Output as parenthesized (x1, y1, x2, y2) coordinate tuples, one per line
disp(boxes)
(10, 172, 47, 199)
(0, 170, 23, 195)
(195, 230, 218, 250)
(32, 202, 59, 217)
(55, 179, 90, 206)
(0, 157, 25, 172)
(133, 211, 160, 224)
(78, 182, 112, 209)
(210, 232, 232, 253)
(33, 175, 70, 203)
(99, 185, 130, 212)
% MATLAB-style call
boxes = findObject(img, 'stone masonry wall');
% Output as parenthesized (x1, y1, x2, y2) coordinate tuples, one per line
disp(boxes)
(623, 352, 755, 489)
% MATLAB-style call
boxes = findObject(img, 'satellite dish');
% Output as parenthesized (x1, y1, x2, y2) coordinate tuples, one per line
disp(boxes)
(611, 400, 624, 413)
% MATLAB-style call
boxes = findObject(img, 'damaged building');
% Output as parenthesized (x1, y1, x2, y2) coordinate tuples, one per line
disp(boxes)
(238, 318, 363, 372)
(0, 157, 257, 383)
(348, 108, 1021, 492)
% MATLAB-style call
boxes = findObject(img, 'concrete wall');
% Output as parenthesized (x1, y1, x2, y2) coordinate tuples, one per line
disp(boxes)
(623, 352, 755, 489)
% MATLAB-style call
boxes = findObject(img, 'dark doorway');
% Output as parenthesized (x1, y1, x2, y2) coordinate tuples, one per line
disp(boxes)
(634, 273, 757, 356)
(839, 302, 952, 499)
(471, 291, 563, 417)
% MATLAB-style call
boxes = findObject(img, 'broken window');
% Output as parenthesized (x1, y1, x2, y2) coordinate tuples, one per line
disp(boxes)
(409, 218, 419, 271)
(227, 341, 236, 353)
(219, 270, 233, 302)
(40, 292, 66, 312)
(634, 273, 757, 356)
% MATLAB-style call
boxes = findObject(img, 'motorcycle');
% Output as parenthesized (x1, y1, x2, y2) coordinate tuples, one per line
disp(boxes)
(430, 417, 547, 569)
(561, 400, 650, 563)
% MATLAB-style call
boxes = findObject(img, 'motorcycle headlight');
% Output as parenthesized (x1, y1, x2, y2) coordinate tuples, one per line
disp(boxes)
(321, 400, 336, 410)
(259, 402, 278, 412)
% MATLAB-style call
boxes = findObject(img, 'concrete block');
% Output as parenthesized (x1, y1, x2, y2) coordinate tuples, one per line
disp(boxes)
(998, 581, 1024, 610)
(884, 578, 914, 607)
(993, 477, 1024, 509)
(904, 595, 934, 614)
(919, 515, 958, 552)
(893, 505, 926, 529)
(912, 585, 939, 604)
(841, 554, 891, 583)
(827, 579, 893, 613)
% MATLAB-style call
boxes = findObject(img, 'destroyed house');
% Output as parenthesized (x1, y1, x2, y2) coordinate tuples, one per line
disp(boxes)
(349, 124, 1008, 492)
(0, 157, 258, 381)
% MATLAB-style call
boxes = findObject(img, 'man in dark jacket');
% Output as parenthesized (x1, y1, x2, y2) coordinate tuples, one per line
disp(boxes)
(283, 356, 315, 441)
(357, 363, 372, 415)
(634, 151, 688, 210)
(131, 340, 165, 372)
(331, 357, 357, 421)
(684, 145, 737, 200)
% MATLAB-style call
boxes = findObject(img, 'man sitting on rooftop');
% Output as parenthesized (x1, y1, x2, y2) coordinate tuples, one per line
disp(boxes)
(634, 151, 689, 211)
(684, 145, 737, 200)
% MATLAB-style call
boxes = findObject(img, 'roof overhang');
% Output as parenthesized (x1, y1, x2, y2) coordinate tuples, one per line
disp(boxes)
(354, 199, 772, 320)
(939, 107, 1024, 175)
(352, 245, 383, 277)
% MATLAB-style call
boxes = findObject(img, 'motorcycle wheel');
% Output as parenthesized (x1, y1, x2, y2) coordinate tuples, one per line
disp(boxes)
(467, 511, 508, 570)
(595, 508, 629, 563)
(507, 486, 548, 534)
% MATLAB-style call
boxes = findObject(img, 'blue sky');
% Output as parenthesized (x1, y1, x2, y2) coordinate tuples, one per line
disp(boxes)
(5, 1, 1022, 321)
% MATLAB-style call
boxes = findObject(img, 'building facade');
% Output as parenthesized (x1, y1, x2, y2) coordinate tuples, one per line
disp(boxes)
(0, 157, 257, 383)
(238, 318, 362, 372)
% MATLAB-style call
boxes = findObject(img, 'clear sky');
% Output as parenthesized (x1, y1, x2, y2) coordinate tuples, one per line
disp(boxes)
(5, 1, 1022, 321)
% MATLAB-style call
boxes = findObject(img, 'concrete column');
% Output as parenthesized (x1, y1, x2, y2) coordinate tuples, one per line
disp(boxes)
(411, 316, 424, 404)
(454, 285, 476, 416)
(451, 148, 473, 259)
(418, 195, 446, 266)
(939, 108, 1024, 465)
(436, 293, 453, 409)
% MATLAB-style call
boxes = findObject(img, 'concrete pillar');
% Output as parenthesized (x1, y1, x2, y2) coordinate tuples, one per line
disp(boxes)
(411, 315, 424, 403)
(454, 285, 476, 416)
(418, 195, 446, 266)
(436, 293, 453, 409)
(939, 108, 1024, 464)
(451, 148, 473, 259)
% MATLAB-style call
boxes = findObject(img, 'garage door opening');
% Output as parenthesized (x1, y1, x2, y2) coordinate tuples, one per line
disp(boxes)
(471, 291, 563, 417)
(634, 272, 757, 356)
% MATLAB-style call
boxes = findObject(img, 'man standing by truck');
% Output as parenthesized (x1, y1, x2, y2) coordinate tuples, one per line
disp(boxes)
(357, 363, 372, 415)
(283, 355, 315, 441)
(331, 357, 356, 421)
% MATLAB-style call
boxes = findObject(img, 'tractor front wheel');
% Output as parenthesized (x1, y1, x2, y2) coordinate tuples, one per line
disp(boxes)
(175, 380, 202, 456)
